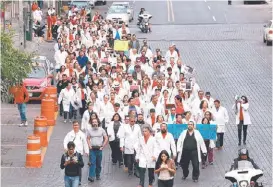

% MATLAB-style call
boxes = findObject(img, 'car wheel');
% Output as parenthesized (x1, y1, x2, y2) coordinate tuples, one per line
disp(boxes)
(266, 40, 272, 46)
(244, 1, 248, 4)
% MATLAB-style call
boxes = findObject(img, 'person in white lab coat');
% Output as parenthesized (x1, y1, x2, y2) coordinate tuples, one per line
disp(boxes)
(63, 121, 89, 185)
(154, 123, 176, 160)
(118, 115, 142, 177)
(232, 96, 252, 146)
(54, 46, 68, 72)
(107, 113, 124, 166)
(98, 94, 114, 129)
(134, 126, 157, 187)
(177, 121, 207, 182)
(81, 102, 98, 133)
(211, 100, 229, 149)
(58, 83, 75, 123)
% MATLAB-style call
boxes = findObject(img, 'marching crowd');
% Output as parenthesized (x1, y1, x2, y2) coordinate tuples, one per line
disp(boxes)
(46, 5, 254, 187)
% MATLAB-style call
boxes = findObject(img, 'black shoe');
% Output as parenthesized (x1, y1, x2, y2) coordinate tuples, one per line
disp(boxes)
(182, 176, 187, 180)
(134, 172, 140, 178)
(79, 182, 81, 185)
(88, 177, 94, 182)
(193, 179, 198, 182)
(96, 176, 101, 180)
(60, 113, 63, 116)
(128, 171, 133, 177)
(243, 141, 246, 145)
(238, 142, 241, 146)
(112, 162, 117, 165)
(119, 161, 124, 167)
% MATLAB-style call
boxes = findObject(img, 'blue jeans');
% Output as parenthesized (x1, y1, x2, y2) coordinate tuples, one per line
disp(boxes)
(89, 149, 102, 178)
(17, 103, 27, 122)
(64, 175, 79, 187)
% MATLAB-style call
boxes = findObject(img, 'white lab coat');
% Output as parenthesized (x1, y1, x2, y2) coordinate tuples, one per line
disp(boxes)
(71, 88, 87, 110)
(118, 124, 142, 154)
(211, 106, 229, 133)
(232, 103, 252, 125)
(98, 101, 114, 126)
(145, 118, 160, 134)
(58, 88, 75, 112)
(107, 121, 124, 142)
(146, 102, 165, 118)
(165, 50, 178, 64)
(166, 114, 176, 124)
(135, 136, 157, 168)
(154, 132, 176, 158)
(123, 105, 142, 116)
(54, 50, 68, 70)
(81, 109, 98, 132)
(63, 130, 89, 155)
(177, 130, 207, 163)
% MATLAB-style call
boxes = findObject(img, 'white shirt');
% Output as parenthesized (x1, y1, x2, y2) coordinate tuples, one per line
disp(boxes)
(63, 130, 89, 155)
(48, 8, 56, 16)
(211, 106, 229, 133)
(54, 50, 68, 69)
(155, 132, 176, 157)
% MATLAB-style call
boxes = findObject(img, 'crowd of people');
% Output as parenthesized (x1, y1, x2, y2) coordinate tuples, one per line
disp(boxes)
(40, 4, 254, 187)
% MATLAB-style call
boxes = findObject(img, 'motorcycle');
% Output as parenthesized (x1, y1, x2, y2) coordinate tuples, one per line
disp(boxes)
(138, 13, 152, 33)
(225, 167, 263, 187)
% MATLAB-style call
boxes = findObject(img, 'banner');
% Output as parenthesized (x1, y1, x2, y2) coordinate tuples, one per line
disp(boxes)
(167, 124, 217, 140)
(114, 40, 129, 51)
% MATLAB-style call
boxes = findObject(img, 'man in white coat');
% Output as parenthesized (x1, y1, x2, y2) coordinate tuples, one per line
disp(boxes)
(134, 126, 157, 187)
(54, 46, 68, 72)
(58, 83, 75, 123)
(211, 100, 229, 149)
(63, 121, 89, 185)
(98, 94, 114, 129)
(118, 115, 142, 177)
(155, 123, 176, 160)
(177, 121, 207, 182)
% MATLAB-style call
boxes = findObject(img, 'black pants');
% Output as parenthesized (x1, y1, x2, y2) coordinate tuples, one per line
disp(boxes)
(109, 141, 122, 163)
(217, 133, 224, 147)
(174, 139, 178, 166)
(180, 149, 199, 180)
(158, 179, 174, 187)
(79, 165, 82, 183)
(202, 140, 210, 164)
(228, 0, 232, 4)
(59, 101, 63, 115)
(238, 120, 248, 143)
(64, 111, 72, 120)
(79, 100, 86, 117)
(139, 167, 154, 187)
(125, 154, 138, 174)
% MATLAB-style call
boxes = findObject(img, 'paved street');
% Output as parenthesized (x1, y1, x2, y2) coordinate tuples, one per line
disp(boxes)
(1, 1, 272, 187)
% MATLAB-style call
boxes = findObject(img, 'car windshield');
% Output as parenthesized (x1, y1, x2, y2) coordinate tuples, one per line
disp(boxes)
(71, 1, 87, 7)
(108, 6, 127, 14)
(28, 67, 46, 79)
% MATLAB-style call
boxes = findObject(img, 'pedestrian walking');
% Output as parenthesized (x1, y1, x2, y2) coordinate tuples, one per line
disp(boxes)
(200, 118, 215, 169)
(13, 83, 29, 127)
(57, 74, 69, 116)
(232, 96, 251, 146)
(60, 141, 84, 187)
(118, 115, 142, 177)
(135, 126, 157, 187)
(58, 82, 75, 123)
(228, 0, 232, 5)
(154, 150, 176, 187)
(86, 118, 108, 182)
(63, 121, 89, 185)
(211, 100, 229, 149)
(177, 121, 207, 182)
(154, 123, 176, 160)
(107, 113, 124, 166)
(81, 102, 97, 133)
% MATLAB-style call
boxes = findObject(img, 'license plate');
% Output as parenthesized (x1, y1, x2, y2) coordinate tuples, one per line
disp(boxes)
(29, 93, 33, 97)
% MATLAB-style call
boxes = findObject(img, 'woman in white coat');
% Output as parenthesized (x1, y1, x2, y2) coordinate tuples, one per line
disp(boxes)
(232, 96, 251, 146)
(107, 113, 124, 166)
(177, 121, 207, 182)
(72, 82, 87, 118)
(58, 83, 75, 123)
(134, 126, 157, 187)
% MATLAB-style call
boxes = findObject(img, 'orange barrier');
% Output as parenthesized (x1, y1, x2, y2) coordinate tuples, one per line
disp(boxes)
(47, 16, 52, 41)
(33, 116, 48, 147)
(44, 87, 58, 112)
(41, 98, 55, 126)
(25, 135, 42, 168)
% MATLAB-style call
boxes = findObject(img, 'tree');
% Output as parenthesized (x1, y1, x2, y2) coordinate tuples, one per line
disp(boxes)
(1, 31, 33, 102)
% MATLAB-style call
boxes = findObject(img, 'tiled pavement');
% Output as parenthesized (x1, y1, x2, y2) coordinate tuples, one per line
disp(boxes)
(1, 1, 272, 187)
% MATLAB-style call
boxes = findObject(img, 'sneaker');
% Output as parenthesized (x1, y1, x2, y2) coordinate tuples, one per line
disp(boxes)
(202, 164, 206, 169)
(96, 176, 101, 180)
(19, 122, 24, 127)
(64, 120, 67, 123)
(69, 120, 72, 123)
(243, 141, 246, 145)
(24, 121, 28, 127)
(182, 176, 187, 180)
(88, 177, 94, 182)
(193, 179, 198, 182)
(209, 162, 214, 165)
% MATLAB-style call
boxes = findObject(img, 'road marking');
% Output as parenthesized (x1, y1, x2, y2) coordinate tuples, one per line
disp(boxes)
(1, 167, 25, 169)
(1, 124, 22, 126)
(212, 16, 216, 21)
(224, 13, 228, 23)
(1, 144, 26, 147)
(204, 0, 207, 2)
(170, 0, 175, 22)
(167, 0, 170, 22)
(208, 5, 211, 10)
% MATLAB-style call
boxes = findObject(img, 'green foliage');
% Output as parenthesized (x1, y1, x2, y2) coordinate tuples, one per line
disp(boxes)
(1, 31, 34, 102)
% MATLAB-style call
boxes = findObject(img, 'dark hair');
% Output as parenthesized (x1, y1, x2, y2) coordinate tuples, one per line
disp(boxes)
(89, 112, 99, 124)
(131, 90, 139, 98)
(204, 111, 212, 121)
(111, 113, 122, 122)
(155, 150, 170, 170)
(128, 97, 134, 103)
(67, 141, 75, 149)
(91, 117, 101, 127)
(241, 95, 248, 103)
(201, 117, 210, 124)
(214, 99, 220, 104)
(199, 100, 208, 109)
(175, 95, 182, 102)
(176, 114, 182, 118)
(73, 121, 79, 125)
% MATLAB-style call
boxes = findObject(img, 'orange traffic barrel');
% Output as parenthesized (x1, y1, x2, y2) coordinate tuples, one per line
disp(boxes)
(41, 98, 55, 126)
(25, 135, 42, 168)
(33, 116, 48, 147)
(44, 87, 58, 112)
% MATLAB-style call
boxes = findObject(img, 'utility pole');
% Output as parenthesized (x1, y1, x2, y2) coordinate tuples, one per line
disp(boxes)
(18, 0, 24, 49)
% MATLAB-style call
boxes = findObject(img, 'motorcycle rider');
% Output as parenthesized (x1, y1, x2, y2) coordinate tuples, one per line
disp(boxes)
(137, 8, 145, 25)
(230, 148, 261, 183)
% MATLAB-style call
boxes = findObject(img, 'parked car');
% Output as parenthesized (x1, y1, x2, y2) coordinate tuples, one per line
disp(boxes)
(106, 4, 131, 26)
(69, 0, 95, 11)
(96, 0, 106, 5)
(23, 60, 54, 101)
(111, 2, 134, 22)
(263, 20, 273, 46)
(244, 0, 266, 4)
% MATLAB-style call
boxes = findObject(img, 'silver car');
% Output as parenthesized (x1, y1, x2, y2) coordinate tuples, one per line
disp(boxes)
(111, 2, 134, 22)
(106, 4, 131, 26)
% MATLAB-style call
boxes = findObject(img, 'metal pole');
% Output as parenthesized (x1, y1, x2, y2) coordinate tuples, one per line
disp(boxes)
(28, 1, 32, 41)
(18, 0, 24, 49)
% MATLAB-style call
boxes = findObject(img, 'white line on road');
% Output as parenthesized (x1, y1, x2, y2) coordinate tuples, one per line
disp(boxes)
(1, 124, 22, 126)
(170, 0, 175, 22)
(208, 6, 211, 10)
(167, 0, 170, 22)
(1, 145, 26, 147)
(204, 0, 207, 2)
(212, 16, 216, 21)
(1, 167, 25, 169)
